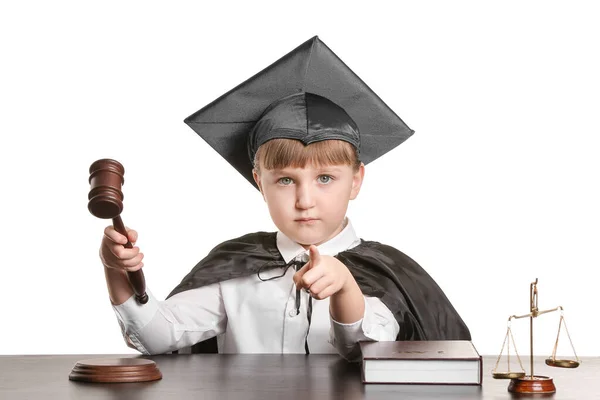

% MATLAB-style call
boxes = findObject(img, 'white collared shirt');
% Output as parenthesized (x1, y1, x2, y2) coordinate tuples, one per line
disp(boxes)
(113, 219, 399, 359)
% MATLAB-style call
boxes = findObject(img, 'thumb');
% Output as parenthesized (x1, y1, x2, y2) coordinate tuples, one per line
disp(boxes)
(124, 226, 138, 245)
(293, 263, 310, 289)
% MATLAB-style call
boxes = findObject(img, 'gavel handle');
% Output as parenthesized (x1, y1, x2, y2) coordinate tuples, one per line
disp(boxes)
(112, 216, 149, 304)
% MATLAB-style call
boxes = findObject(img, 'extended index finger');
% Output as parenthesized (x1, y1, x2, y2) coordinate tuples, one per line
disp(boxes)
(308, 245, 321, 266)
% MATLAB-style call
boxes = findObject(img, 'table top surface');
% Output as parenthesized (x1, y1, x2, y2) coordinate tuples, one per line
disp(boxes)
(0, 354, 597, 400)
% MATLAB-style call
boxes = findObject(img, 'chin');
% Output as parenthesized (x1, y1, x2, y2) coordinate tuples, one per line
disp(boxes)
(280, 220, 345, 247)
(293, 236, 321, 247)
(288, 231, 333, 247)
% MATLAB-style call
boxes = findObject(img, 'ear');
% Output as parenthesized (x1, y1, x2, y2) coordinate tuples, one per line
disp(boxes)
(349, 163, 365, 200)
(252, 169, 267, 201)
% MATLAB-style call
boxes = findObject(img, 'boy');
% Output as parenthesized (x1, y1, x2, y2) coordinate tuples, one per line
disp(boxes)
(100, 37, 471, 360)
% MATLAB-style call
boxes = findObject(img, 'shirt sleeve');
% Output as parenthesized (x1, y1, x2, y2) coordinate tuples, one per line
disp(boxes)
(112, 283, 227, 355)
(328, 296, 399, 361)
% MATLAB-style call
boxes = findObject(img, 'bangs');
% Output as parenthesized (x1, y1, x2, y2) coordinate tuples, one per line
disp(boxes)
(254, 139, 360, 172)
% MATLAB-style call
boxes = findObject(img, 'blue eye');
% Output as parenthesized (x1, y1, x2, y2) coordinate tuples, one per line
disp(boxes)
(318, 175, 333, 184)
(278, 177, 293, 185)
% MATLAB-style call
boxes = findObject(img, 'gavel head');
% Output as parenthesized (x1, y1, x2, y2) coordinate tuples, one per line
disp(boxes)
(88, 159, 126, 219)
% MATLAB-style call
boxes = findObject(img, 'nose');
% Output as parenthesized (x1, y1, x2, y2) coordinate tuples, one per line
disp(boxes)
(295, 183, 316, 210)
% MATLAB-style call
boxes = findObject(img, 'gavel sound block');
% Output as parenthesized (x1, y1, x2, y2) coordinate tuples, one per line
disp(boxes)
(69, 358, 162, 383)
(73, 159, 161, 384)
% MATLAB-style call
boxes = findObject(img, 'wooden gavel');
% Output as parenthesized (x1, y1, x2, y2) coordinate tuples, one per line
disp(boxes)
(88, 159, 149, 304)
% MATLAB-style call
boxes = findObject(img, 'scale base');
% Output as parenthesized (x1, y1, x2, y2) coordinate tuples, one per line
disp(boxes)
(508, 375, 555, 394)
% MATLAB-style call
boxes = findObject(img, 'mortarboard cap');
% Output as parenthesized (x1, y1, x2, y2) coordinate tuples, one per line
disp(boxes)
(184, 36, 414, 190)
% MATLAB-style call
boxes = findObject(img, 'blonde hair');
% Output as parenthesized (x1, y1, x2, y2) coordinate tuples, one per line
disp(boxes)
(253, 139, 360, 174)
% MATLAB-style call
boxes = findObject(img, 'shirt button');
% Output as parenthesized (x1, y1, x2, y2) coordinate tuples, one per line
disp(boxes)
(288, 310, 297, 317)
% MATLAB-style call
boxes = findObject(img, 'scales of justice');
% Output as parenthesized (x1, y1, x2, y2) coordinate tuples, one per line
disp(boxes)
(491, 278, 580, 394)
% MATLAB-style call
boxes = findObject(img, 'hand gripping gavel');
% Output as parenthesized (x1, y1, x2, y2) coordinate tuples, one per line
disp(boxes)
(88, 159, 149, 304)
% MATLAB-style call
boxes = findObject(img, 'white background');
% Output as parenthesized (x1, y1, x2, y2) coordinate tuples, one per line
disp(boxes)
(1, 1, 598, 359)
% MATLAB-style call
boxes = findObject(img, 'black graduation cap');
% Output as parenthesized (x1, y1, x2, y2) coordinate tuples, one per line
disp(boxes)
(184, 36, 414, 189)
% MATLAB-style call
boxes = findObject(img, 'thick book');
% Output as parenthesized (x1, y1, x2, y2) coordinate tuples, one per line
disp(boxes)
(359, 340, 482, 385)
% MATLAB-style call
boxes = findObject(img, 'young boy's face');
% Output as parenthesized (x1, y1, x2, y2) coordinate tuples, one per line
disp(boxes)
(253, 162, 364, 248)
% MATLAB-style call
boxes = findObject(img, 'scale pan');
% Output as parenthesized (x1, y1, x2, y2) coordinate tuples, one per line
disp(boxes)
(492, 371, 526, 379)
(545, 358, 580, 368)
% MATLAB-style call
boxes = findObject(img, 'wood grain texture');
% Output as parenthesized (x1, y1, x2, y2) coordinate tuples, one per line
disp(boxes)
(0, 354, 595, 399)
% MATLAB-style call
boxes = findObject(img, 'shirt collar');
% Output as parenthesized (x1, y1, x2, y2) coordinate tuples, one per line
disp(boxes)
(276, 218, 361, 264)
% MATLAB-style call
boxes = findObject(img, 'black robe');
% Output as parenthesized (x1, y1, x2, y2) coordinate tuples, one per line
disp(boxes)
(167, 232, 471, 353)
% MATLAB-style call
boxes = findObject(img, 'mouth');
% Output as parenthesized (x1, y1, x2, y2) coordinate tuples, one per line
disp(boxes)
(295, 218, 319, 223)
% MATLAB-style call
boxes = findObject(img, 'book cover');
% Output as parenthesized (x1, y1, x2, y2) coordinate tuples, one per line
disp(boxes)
(359, 340, 482, 385)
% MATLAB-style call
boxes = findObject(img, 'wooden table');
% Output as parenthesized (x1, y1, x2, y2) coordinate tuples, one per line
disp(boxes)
(0, 354, 597, 399)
